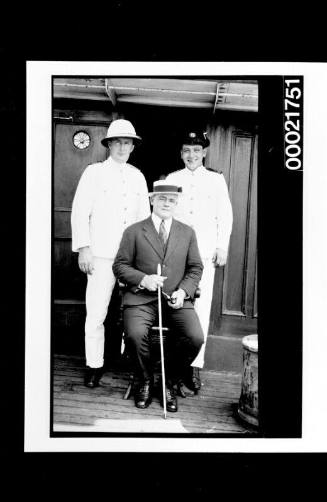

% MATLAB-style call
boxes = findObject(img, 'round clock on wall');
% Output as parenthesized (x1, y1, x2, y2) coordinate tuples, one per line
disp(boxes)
(73, 131, 91, 150)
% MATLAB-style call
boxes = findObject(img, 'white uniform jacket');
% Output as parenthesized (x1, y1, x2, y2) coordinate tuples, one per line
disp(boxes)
(71, 157, 151, 259)
(166, 166, 233, 259)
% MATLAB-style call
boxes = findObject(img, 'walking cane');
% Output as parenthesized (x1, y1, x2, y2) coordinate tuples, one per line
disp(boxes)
(157, 263, 167, 419)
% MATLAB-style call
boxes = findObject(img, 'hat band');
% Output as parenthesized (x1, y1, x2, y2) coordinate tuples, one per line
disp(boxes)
(153, 185, 182, 193)
(104, 133, 140, 139)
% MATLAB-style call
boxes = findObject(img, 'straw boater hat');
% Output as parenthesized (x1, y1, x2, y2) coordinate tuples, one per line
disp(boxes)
(101, 119, 142, 147)
(148, 180, 183, 197)
(180, 130, 210, 148)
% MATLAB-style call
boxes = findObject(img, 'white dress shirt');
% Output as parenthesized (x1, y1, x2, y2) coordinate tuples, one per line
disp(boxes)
(151, 212, 172, 237)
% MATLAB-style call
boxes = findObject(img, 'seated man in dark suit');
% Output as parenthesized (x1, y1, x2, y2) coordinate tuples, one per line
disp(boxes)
(112, 180, 204, 412)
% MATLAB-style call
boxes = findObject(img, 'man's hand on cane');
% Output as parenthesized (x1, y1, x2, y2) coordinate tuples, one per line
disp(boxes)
(140, 274, 167, 292)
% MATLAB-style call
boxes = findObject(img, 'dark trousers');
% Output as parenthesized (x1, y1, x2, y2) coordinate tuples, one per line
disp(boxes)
(123, 300, 204, 384)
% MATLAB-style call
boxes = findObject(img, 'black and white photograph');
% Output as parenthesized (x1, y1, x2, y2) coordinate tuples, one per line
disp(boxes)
(51, 76, 258, 435)
(24, 61, 326, 452)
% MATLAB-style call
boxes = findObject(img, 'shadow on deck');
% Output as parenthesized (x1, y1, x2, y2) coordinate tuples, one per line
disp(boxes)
(52, 354, 258, 435)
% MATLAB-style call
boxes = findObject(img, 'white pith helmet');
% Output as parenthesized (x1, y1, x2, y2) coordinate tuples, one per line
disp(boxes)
(101, 119, 142, 147)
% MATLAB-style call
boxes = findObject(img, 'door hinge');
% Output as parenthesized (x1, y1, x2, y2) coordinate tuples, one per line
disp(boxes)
(53, 114, 74, 121)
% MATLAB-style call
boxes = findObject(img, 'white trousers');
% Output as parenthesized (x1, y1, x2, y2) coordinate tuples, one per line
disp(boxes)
(85, 257, 116, 368)
(192, 258, 216, 369)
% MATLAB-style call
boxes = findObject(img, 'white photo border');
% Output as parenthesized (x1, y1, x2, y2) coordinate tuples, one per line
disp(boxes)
(26, 61, 327, 452)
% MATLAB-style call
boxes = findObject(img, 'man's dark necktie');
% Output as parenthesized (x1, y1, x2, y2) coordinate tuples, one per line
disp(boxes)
(159, 219, 168, 250)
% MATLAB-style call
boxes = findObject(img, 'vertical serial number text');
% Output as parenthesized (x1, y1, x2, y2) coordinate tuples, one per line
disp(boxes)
(284, 77, 303, 170)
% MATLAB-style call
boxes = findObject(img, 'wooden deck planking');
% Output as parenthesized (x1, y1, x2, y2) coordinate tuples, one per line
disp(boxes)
(52, 355, 257, 434)
(54, 396, 241, 425)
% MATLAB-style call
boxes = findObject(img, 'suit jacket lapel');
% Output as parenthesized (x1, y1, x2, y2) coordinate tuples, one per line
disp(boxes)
(143, 217, 165, 260)
(164, 219, 181, 261)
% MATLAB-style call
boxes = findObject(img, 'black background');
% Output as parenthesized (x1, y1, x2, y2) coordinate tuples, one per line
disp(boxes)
(258, 77, 302, 437)
(1, 26, 320, 490)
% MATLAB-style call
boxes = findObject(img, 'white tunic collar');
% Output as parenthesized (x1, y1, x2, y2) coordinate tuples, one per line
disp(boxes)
(184, 165, 206, 176)
(107, 156, 127, 169)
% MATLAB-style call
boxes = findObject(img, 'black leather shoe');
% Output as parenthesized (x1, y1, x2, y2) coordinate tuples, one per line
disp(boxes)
(135, 380, 152, 409)
(161, 387, 178, 412)
(177, 380, 194, 398)
(84, 367, 103, 388)
(191, 367, 201, 393)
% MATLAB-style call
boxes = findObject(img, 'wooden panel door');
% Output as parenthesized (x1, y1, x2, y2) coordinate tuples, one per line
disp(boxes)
(53, 117, 124, 360)
(223, 132, 257, 317)
(53, 122, 108, 300)
(206, 121, 258, 336)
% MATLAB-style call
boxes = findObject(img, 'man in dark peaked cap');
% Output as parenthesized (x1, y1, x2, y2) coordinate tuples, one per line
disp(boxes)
(166, 130, 233, 392)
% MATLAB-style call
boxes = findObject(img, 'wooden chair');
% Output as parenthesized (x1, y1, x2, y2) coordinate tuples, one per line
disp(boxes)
(118, 283, 201, 400)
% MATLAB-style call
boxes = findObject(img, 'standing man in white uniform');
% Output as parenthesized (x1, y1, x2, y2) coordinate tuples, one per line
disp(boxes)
(166, 130, 233, 392)
(71, 119, 151, 388)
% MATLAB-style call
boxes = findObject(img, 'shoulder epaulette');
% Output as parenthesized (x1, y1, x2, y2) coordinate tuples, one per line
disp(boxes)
(85, 161, 103, 171)
(205, 167, 223, 174)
